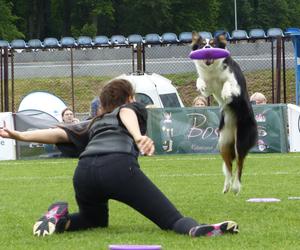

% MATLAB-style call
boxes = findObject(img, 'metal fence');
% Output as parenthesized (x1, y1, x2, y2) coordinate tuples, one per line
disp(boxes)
(0, 36, 296, 117)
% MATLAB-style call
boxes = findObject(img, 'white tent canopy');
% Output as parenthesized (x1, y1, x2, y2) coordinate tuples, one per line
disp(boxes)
(18, 91, 67, 122)
(116, 72, 184, 108)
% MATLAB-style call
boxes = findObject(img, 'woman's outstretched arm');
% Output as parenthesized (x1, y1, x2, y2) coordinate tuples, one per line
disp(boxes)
(0, 121, 69, 144)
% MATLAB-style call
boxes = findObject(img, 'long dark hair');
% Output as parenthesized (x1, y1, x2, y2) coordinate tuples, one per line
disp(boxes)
(87, 78, 134, 129)
(99, 78, 134, 115)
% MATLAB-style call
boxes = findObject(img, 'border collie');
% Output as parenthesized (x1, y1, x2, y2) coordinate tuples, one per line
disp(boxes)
(191, 31, 257, 194)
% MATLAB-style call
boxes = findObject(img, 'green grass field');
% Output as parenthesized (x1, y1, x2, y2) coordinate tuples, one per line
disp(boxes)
(0, 153, 299, 250)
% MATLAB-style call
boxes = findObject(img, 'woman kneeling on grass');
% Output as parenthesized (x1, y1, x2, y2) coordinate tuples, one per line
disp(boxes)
(0, 79, 239, 237)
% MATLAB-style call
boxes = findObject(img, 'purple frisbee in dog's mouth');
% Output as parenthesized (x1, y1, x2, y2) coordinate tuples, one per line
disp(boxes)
(189, 48, 230, 60)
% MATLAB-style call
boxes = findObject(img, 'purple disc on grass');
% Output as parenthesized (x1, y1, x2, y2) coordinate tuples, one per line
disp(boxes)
(189, 48, 230, 60)
(109, 245, 162, 250)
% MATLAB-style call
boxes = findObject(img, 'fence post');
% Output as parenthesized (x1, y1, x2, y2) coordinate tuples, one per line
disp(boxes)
(11, 51, 15, 112)
(70, 48, 75, 112)
(131, 46, 135, 72)
(136, 43, 142, 73)
(282, 38, 287, 103)
(275, 36, 282, 103)
(289, 32, 300, 105)
(3, 47, 9, 112)
(271, 39, 275, 103)
(132, 43, 145, 73)
(142, 44, 146, 72)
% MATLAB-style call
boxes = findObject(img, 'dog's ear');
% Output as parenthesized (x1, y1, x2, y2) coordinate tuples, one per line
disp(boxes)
(191, 31, 200, 50)
(192, 31, 199, 42)
(214, 33, 227, 49)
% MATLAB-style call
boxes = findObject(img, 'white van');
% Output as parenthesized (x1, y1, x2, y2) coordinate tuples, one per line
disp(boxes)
(117, 72, 184, 108)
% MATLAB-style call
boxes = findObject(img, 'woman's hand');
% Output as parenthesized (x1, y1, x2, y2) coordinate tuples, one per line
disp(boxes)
(0, 121, 20, 140)
(119, 107, 155, 156)
(135, 135, 155, 156)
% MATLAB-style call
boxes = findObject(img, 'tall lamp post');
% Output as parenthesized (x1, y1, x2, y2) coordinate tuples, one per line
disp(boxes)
(234, 0, 237, 30)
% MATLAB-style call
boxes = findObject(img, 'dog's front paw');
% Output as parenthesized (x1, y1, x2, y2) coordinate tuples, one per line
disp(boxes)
(221, 86, 233, 103)
(221, 81, 241, 103)
(196, 78, 210, 97)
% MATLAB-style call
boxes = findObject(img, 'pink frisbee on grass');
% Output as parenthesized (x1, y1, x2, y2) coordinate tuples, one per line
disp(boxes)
(189, 48, 230, 60)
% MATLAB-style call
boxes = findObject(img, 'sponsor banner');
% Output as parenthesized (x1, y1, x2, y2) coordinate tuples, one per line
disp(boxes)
(287, 104, 300, 152)
(0, 112, 16, 160)
(147, 104, 288, 155)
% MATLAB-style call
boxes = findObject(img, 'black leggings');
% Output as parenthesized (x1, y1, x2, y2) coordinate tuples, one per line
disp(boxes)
(67, 153, 199, 234)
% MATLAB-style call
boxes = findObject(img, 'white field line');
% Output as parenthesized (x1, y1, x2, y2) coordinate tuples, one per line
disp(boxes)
(0, 160, 77, 166)
(144, 155, 300, 162)
(157, 171, 300, 177)
(1, 154, 298, 166)
(0, 154, 299, 166)
(0, 175, 71, 181)
(0, 171, 298, 182)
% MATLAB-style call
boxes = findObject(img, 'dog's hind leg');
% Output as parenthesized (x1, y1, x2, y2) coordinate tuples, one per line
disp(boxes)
(232, 156, 245, 195)
(218, 111, 237, 194)
(219, 144, 235, 194)
(222, 162, 232, 194)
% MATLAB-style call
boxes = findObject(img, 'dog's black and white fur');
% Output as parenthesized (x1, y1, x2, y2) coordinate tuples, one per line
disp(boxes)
(191, 32, 257, 194)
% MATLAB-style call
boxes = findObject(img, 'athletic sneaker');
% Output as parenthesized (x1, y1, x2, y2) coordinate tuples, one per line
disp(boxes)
(33, 202, 69, 237)
(189, 221, 239, 237)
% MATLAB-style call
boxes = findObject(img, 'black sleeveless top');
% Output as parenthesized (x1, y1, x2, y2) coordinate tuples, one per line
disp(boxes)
(56, 102, 147, 158)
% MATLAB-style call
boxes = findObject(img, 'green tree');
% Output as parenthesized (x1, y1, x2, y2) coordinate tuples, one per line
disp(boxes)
(170, 0, 220, 33)
(70, 0, 114, 37)
(237, 0, 254, 30)
(112, 0, 221, 35)
(217, 0, 255, 31)
(11, 0, 52, 39)
(0, 0, 23, 40)
(254, 0, 289, 29)
(114, 0, 173, 35)
(286, 0, 300, 28)
(51, 0, 75, 37)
